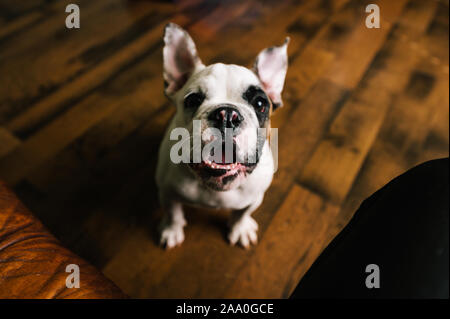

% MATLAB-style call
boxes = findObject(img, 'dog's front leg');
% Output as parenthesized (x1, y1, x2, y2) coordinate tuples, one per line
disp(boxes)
(159, 201, 186, 249)
(228, 195, 263, 249)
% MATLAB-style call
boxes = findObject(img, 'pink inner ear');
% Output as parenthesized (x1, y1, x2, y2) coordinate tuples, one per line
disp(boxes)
(166, 49, 193, 93)
(164, 25, 203, 95)
(258, 54, 281, 81)
(177, 49, 195, 73)
(257, 52, 286, 105)
(254, 38, 289, 107)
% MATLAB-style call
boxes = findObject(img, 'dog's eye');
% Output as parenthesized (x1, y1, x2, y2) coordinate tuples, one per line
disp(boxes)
(251, 95, 269, 112)
(243, 85, 270, 113)
(184, 92, 205, 109)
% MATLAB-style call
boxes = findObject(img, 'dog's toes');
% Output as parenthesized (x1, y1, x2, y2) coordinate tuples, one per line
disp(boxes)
(228, 216, 258, 249)
(248, 228, 258, 245)
(160, 225, 185, 249)
(240, 234, 250, 249)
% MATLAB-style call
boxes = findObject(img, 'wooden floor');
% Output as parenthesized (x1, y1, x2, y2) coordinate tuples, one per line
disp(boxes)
(0, 0, 448, 298)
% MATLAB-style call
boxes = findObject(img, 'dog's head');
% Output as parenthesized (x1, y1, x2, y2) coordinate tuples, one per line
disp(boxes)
(163, 23, 289, 191)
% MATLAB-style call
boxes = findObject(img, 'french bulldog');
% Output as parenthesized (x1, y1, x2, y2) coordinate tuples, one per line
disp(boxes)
(156, 23, 289, 249)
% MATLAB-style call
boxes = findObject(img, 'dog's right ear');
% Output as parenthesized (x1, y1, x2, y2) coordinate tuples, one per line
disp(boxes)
(163, 23, 204, 97)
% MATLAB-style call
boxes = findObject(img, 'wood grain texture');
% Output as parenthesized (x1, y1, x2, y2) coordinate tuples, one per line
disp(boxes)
(0, 127, 20, 158)
(298, 0, 440, 204)
(0, 0, 448, 298)
(223, 185, 340, 298)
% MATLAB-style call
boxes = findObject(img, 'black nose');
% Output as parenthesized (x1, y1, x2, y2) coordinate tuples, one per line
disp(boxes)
(209, 105, 243, 131)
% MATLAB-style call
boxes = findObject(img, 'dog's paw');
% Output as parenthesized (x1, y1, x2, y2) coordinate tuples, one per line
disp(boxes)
(228, 216, 258, 249)
(160, 225, 185, 249)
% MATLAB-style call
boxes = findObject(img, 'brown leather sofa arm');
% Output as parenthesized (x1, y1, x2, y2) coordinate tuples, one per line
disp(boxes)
(0, 181, 127, 299)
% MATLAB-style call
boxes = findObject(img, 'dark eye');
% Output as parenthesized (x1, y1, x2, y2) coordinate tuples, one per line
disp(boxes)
(252, 95, 269, 111)
(243, 85, 270, 113)
(184, 92, 205, 109)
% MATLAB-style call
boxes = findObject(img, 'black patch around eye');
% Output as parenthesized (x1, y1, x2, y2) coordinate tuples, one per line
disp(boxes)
(184, 91, 205, 109)
(242, 85, 270, 127)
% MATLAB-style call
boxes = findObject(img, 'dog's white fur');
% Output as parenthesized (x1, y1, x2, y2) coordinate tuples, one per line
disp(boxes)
(156, 23, 289, 249)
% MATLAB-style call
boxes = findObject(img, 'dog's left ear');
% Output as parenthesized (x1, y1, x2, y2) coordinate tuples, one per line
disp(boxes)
(253, 37, 290, 110)
(163, 23, 205, 97)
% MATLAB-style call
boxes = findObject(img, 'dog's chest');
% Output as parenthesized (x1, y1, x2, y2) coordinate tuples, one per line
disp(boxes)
(176, 178, 258, 210)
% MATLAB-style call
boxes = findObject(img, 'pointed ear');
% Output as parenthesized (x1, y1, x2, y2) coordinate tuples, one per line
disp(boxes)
(253, 37, 290, 109)
(163, 23, 205, 96)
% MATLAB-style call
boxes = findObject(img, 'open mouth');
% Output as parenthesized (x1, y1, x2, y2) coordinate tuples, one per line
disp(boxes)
(189, 142, 257, 178)
(202, 159, 240, 170)
(196, 160, 244, 178)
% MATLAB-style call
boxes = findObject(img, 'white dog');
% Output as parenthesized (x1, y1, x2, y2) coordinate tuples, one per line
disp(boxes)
(156, 23, 289, 249)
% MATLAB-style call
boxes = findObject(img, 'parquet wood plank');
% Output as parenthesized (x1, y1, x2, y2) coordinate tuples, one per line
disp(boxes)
(1, 0, 139, 126)
(320, 0, 409, 89)
(340, 72, 449, 231)
(297, 0, 434, 204)
(0, 10, 42, 40)
(2, 0, 187, 134)
(0, 0, 55, 22)
(318, 0, 444, 227)
(223, 184, 340, 298)
(0, 127, 20, 159)
(0, 11, 196, 184)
